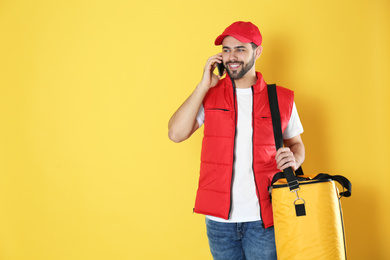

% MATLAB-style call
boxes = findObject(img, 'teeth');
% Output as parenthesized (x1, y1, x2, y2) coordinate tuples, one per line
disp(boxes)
(230, 64, 240, 68)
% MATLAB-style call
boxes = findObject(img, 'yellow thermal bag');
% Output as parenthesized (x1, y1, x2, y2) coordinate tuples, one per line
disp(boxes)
(267, 84, 352, 259)
(271, 171, 351, 260)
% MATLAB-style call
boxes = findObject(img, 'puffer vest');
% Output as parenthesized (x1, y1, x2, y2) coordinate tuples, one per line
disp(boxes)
(193, 72, 294, 228)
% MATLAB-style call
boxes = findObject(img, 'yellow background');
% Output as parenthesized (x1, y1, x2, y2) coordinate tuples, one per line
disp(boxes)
(0, 0, 389, 259)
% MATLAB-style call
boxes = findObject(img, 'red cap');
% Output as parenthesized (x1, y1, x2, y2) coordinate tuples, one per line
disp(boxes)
(214, 21, 262, 46)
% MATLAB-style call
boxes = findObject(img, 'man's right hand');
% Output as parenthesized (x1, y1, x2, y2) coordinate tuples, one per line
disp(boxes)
(168, 53, 224, 143)
(198, 53, 224, 91)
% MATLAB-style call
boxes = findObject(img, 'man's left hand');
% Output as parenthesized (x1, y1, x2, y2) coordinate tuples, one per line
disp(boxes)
(275, 147, 298, 171)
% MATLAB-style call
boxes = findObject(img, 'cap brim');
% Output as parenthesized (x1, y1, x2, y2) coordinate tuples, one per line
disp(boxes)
(214, 34, 253, 46)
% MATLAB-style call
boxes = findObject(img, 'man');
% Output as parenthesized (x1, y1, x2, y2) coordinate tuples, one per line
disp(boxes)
(168, 21, 305, 260)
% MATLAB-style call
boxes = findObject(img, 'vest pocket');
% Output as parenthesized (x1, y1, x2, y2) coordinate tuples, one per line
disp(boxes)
(254, 116, 289, 143)
(254, 117, 273, 144)
(204, 109, 234, 137)
(206, 108, 230, 112)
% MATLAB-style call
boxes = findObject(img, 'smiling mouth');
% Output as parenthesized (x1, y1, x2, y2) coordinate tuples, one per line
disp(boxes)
(227, 63, 242, 70)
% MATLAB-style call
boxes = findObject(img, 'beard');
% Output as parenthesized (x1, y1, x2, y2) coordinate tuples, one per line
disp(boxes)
(225, 53, 256, 80)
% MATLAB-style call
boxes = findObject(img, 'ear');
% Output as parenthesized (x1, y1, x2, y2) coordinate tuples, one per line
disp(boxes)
(255, 46, 263, 59)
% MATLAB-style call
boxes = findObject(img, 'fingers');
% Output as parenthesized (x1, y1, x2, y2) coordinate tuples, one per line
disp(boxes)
(205, 53, 223, 72)
(275, 147, 297, 171)
(199, 53, 223, 90)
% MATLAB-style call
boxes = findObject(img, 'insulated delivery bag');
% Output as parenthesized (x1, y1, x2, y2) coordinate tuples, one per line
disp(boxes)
(267, 84, 352, 260)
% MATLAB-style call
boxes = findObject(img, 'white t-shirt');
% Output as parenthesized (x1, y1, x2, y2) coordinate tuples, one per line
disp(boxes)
(196, 88, 304, 223)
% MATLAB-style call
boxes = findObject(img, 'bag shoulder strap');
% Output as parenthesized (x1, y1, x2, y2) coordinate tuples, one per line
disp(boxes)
(267, 84, 299, 191)
(268, 84, 352, 197)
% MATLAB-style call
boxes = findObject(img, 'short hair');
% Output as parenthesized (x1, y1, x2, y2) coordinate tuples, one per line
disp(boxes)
(250, 42, 258, 51)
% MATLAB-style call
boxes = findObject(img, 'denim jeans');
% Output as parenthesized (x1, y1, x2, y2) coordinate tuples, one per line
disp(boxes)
(205, 218, 277, 260)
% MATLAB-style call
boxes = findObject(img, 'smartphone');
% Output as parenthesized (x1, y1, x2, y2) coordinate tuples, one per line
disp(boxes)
(217, 62, 225, 77)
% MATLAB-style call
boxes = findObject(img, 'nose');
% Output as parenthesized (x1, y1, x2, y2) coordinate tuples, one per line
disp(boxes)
(228, 52, 238, 62)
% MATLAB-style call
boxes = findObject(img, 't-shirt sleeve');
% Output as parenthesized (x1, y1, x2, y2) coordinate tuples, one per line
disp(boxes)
(283, 102, 304, 139)
(196, 104, 205, 128)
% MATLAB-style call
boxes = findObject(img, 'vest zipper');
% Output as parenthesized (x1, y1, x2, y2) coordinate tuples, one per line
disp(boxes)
(228, 78, 237, 219)
(251, 86, 264, 226)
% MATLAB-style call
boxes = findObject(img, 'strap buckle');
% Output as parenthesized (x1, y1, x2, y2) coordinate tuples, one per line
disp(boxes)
(288, 180, 300, 191)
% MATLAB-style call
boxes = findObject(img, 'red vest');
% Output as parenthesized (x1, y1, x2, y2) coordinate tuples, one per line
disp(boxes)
(194, 72, 294, 228)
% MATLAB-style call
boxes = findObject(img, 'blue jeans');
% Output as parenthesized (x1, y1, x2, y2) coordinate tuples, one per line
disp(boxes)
(205, 218, 277, 260)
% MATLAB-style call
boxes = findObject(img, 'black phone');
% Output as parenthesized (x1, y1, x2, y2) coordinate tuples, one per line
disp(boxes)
(217, 62, 225, 77)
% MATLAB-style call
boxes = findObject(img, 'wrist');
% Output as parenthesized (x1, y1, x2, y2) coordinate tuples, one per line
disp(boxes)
(196, 81, 211, 94)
